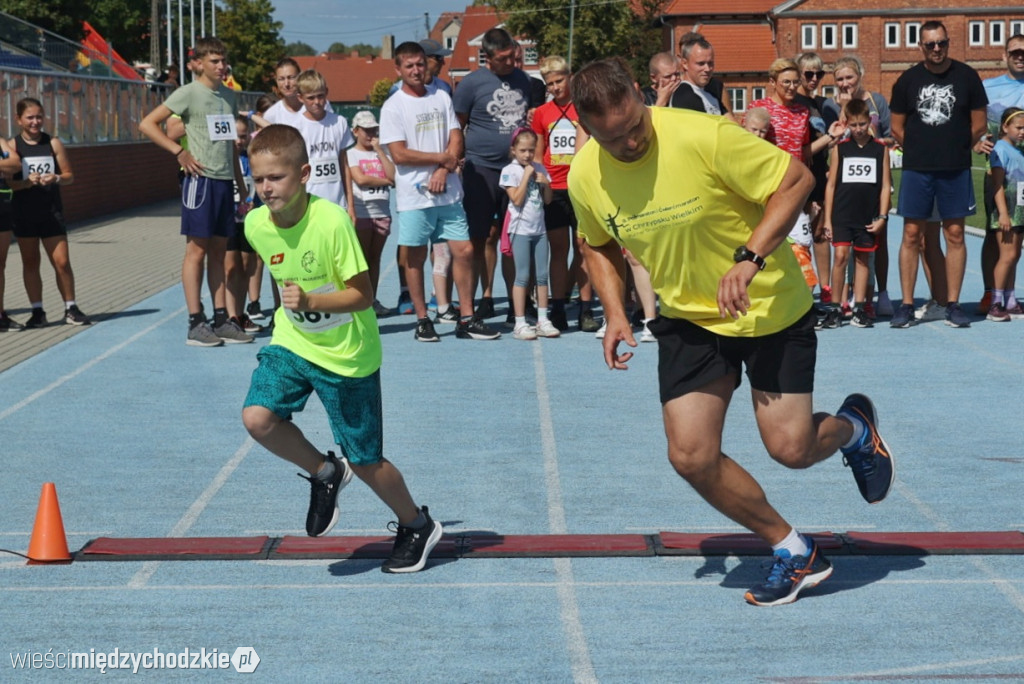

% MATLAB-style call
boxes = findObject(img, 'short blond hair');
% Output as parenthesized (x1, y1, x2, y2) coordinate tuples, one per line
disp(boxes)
(539, 55, 569, 77)
(768, 58, 799, 81)
(296, 69, 327, 94)
(744, 107, 771, 128)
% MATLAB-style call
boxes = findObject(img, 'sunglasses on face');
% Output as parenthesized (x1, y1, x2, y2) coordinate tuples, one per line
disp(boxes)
(922, 39, 950, 50)
(1008, 49, 1024, 60)
(804, 70, 825, 80)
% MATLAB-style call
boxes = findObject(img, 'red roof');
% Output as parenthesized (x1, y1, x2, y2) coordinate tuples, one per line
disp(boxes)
(294, 54, 397, 105)
(663, 0, 777, 15)
(692, 23, 777, 74)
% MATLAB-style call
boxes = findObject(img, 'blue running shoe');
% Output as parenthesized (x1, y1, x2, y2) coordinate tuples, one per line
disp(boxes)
(744, 538, 833, 606)
(889, 303, 915, 328)
(838, 393, 895, 503)
(397, 291, 414, 315)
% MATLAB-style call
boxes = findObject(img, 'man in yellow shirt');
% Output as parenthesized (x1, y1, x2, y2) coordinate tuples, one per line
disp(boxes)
(568, 58, 895, 606)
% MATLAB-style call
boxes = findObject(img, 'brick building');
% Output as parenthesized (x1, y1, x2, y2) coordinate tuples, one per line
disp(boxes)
(659, 0, 1024, 113)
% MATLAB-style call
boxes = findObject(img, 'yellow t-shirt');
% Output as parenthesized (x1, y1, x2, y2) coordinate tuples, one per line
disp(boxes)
(569, 106, 812, 337)
(244, 195, 381, 377)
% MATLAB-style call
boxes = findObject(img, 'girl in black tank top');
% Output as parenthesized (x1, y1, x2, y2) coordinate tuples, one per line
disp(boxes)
(7, 97, 89, 327)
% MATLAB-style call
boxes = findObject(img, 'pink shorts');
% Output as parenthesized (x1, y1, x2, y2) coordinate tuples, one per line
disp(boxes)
(355, 216, 391, 237)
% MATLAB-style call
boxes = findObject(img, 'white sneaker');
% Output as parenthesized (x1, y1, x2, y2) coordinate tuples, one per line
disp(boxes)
(915, 299, 944, 321)
(639, 323, 656, 343)
(535, 319, 560, 338)
(595, 321, 607, 339)
(876, 291, 894, 317)
(513, 324, 537, 340)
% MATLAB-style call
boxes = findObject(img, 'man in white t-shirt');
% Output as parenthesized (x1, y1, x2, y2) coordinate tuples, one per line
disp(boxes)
(379, 41, 500, 341)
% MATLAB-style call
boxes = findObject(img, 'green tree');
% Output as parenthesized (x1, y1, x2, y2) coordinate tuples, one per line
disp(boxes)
(214, 0, 285, 91)
(369, 78, 393, 107)
(0, 0, 87, 40)
(328, 42, 379, 57)
(285, 41, 317, 56)
(496, 0, 667, 77)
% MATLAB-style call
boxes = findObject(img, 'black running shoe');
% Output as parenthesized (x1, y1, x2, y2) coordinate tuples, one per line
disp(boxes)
(838, 393, 895, 503)
(64, 305, 91, 326)
(246, 301, 266, 322)
(549, 304, 569, 332)
(744, 538, 833, 606)
(299, 452, 353, 537)
(24, 308, 47, 329)
(381, 506, 443, 574)
(414, 317, 440, 342)
(456, 316, 500, 340)
(476, 296, 495, 319)
(0, 312, 24, 332)
(578, 308, 600, 332)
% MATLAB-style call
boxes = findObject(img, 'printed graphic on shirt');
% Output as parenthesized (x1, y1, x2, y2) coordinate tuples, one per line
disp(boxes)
(486, 82, 529, 133)
(917, 84, 955, 126)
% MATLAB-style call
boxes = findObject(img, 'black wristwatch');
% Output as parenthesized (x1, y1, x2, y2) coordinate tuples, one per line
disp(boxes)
(733, 245, 767, 270)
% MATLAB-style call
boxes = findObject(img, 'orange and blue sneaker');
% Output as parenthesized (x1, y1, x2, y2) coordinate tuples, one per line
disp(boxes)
(744, 538, 833, 606)
(838, 393, 895, 504)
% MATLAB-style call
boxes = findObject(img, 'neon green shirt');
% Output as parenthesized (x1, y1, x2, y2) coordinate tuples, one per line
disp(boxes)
(244, 195, 381, 377)
(569, 106, 812, 337)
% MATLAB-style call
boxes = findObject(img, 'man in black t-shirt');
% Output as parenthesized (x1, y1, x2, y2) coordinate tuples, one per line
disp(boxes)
(889, 21, 988, 329)
(669, 33, 729, 116)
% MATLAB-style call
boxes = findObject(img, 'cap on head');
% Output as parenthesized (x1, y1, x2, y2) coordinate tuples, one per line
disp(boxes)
(419, 39, 451, 58)
(352, 110, 379, 129)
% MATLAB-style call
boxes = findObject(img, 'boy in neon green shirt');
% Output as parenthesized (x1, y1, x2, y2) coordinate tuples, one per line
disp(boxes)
(242, 124, 442, 573)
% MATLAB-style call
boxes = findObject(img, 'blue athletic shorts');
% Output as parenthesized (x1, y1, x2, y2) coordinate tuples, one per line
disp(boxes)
(244, 345, 383, 466)
(898, 168, 976, 221)
(397, 203, 469, 247)
(181, 176, 236, 239)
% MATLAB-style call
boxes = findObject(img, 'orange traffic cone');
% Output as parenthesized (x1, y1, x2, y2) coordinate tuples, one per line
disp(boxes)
(26, 482, 72, 564)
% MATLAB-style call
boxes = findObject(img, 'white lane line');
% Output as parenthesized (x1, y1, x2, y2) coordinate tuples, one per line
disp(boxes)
(898, 483, 1024, 615)
(0, 307, 185, 422)
(4, 576, 1024, 592)
(126, 437, 256, 589)
(534, 344, 597, 684)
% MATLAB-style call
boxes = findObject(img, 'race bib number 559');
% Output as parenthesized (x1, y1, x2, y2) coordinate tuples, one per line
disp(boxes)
(842, 157, 877, 184)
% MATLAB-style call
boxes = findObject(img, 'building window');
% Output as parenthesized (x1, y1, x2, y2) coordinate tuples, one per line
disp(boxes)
(842, 23, 858, 49)
(969, 21, 985, 46)
(477, 48, 486, 64)
(445, 36, 455, 50)
(821, 86, 837, 99)
(990, 21, 1005, 47)
(821, 24, 837, 50)
(885, 22, 900, 48)
(523, 46, 538, 65)
(906, 22, 921, 47)
(801, 24, 816, 50)
(728, 88, 747, 113)
(752, 87, 766, 101)
(1011, 21, 1024, 38)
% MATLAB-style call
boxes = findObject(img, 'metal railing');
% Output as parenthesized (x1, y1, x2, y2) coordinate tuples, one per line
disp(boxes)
(1, 67, 259, 144)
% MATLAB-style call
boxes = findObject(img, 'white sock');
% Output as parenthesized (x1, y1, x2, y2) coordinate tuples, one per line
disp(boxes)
(840, 413, 867, 450)
(65, 300, 76, 309)
(537, 307, 547, 321)
(515, 316, 527, 328)
(772, 528, 809, 558)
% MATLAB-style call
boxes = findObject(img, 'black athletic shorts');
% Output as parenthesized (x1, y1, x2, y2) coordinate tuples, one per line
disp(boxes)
(649, 306, 817, 404)
(544, 189, 577, 231)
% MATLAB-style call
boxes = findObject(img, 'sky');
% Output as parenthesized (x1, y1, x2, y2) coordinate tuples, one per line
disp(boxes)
(273, 1, 465, 53)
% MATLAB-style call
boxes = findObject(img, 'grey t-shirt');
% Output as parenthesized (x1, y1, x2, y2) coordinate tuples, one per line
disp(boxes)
(453, 67, 533, 169)
(163, 80, 238, 180)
